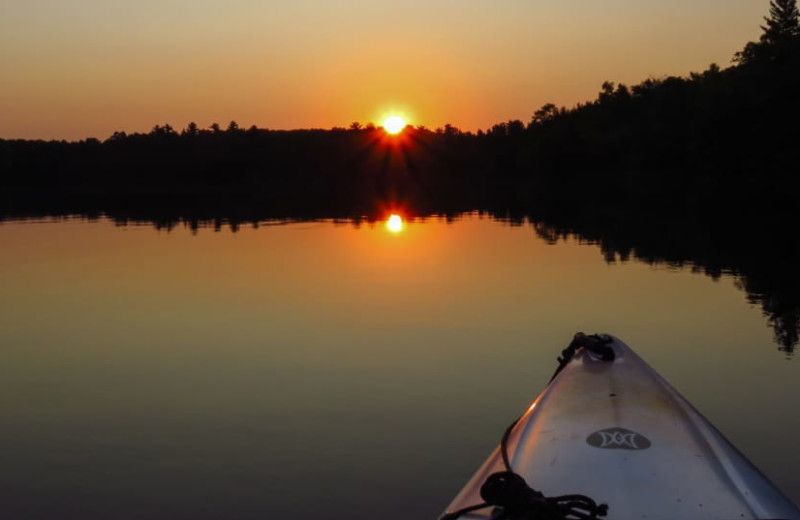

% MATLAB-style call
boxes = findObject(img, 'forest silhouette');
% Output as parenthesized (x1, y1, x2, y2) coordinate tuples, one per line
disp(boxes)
(2, 0, 799, 352)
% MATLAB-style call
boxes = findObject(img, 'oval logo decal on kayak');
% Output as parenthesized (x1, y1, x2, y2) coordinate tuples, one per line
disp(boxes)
(586, 428, 651, 450)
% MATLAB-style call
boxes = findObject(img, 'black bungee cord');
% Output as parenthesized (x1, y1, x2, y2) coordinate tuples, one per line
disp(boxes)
(440, 333, 613, 520)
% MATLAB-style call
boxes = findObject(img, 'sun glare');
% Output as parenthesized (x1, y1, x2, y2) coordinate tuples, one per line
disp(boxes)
(382, 115, 407, 135)
(386, 214, 404, 233)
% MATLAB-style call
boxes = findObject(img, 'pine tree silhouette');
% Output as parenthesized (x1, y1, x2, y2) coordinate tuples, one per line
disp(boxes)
(736, 0, 800, 63)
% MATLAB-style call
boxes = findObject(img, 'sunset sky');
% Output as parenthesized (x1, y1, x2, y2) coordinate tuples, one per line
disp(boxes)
(1, 1, 767, 140)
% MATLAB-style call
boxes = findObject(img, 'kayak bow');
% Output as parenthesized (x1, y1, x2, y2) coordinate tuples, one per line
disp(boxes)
(440, 333, 800, 520)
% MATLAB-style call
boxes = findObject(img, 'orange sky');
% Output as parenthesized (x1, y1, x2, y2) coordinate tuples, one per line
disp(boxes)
(0, 1, 767, 140)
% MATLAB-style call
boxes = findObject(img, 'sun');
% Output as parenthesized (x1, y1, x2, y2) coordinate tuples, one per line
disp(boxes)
(386, 214, 404, 233)
(382, 115, 407, 135)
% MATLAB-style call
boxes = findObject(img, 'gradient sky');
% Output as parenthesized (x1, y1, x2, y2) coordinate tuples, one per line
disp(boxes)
(1, 0, 768, 140)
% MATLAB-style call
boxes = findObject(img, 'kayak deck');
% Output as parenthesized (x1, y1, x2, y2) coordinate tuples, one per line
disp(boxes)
(441, 334, 800, 520)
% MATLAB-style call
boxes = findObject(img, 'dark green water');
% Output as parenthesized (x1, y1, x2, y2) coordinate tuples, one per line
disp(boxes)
(1, 215, 797, 519)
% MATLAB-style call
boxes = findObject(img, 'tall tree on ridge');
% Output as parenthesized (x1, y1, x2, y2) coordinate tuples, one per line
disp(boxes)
(736, 0, 800, 64)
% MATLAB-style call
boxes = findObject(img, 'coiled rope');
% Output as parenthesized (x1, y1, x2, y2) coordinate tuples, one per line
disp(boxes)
(440, 333, 613, 520)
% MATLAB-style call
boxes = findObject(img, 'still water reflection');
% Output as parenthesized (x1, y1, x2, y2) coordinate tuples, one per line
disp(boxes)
(0, 215, 798, 519)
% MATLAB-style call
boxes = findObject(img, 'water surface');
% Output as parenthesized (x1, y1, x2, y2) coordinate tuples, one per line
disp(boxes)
(1, 215, 798, 519)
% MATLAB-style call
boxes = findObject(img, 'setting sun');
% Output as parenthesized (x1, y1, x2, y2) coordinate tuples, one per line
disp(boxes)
(382, 116, 407, 135)
(386, 214, 404, 233)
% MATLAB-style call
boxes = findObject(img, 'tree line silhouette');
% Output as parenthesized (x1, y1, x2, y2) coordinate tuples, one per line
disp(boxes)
(3, 1, 798, 215)
(1, 0, 799, 352)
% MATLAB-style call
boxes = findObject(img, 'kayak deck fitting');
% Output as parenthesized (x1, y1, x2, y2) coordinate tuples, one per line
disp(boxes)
(439, 333, 800, 520)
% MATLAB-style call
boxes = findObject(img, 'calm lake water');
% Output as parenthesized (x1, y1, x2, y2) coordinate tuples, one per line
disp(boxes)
(1, 214, 798, 519)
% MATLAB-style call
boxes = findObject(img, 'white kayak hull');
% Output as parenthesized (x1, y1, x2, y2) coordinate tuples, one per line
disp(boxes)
(441, 334, 800, 520)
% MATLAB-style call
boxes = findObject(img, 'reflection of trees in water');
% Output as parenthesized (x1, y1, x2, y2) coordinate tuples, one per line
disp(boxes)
(736, 277, 800, 354)
(525, 215, 800, 355)
(3, 204, 797, 355)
